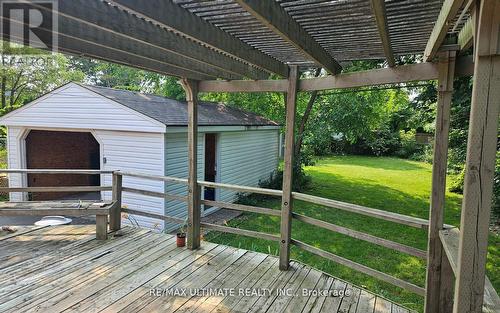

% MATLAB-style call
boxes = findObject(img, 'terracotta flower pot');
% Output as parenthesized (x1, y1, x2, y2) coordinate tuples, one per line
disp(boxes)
(176, 233, 186, 247)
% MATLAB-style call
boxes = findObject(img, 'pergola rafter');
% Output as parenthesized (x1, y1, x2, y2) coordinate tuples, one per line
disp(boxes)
(2, 17, 214, 81)
(370, 0, 396, 67)
(424, 0, 467, 62)
(458, 17, 474, 50)
(234, 0, 342, 74)
(54, 0, 264, 80)
(109, 0, 289, 77)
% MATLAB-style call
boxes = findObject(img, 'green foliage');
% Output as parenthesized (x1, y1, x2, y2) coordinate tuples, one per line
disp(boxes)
(394, 130, 433, 162)
(494, 152, 500, 219)
(449, 168, 465, 194)
(257, 161, 311, 192)
(155, 76, 186, 100)
(363, 125, 401, 156)
(0, 52, 85, 112)
(0, 148, 6, 169)
(304, 86, 417, 158)
(201, 91, 286, 126)
(448, 77, 473, 171)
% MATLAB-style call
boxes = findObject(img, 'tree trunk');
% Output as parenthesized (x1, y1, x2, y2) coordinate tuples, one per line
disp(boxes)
(1, 55, 6, 109)
(294, 68, 322, 158)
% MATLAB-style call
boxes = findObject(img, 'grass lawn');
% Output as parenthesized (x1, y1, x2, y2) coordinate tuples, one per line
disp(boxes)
(204, 155, 500, 312)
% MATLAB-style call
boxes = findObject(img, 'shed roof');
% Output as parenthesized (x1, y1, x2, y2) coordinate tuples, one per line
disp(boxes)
(80, 84, 279, 127)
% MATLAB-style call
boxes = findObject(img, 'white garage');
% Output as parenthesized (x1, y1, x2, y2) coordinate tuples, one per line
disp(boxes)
(0, 82, 280, 231)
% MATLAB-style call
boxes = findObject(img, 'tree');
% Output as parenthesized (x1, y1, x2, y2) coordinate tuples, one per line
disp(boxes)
(69, 58, 154, 91)
(0, 50, 84, 112)
(304, 88, 409, 154)
(68, 58, 187, 100)
(295, 68, 322, 158)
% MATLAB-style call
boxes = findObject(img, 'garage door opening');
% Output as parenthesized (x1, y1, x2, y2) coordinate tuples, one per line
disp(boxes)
(25, 130, 101, 201)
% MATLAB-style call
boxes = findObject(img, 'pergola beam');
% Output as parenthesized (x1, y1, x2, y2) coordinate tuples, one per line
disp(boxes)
(2, 7, 236, 80)
(424, 0, 466, 62)
(198, 57, 474, 93)
(56, 16, 241, 81)
(2, 21, 212, 81)
(109, 0, 288, 77)
(57, 0, 268, 80)
(370, 0, 396, 67)
(234, 0, 342, 74)
(45, 0, 256, 79)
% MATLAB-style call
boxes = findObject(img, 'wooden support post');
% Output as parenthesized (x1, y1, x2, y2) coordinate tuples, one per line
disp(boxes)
(110, 172, 122, 232)
(181, 78, 201, 250)
(454, 0, 500, 312)
(424, 50, 456, 313)
(440, 249, 455, 313)
(96, 214, 108, 240)
(279, 65, 299, 270)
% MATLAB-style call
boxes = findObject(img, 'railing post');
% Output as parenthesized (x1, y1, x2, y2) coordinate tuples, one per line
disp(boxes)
(181, 78, 201, 250)
(454, 0, 500, 311)
(424, 50, 456, 313)
(110, 172, 122, 231)
(279, 65, 299, 270)
(439, 249, 454, 312)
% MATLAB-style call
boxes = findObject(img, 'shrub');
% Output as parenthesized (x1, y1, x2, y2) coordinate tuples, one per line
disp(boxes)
(449, 167, 465, 194)
(411, 145, 434, 163)
(395, 130, 423, 159)
(259, 160, 311, 192)
(493, 152, 500, 220)
(363, 126, 400, 156)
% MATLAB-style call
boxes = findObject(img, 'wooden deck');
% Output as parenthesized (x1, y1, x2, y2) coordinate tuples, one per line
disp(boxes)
(0, 225, 413, 313)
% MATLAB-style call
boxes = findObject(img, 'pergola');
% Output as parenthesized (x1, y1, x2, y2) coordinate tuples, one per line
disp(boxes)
(2, 0, 499, 312)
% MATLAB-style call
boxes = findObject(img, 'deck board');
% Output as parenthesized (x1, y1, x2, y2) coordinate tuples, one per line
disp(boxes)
(339, 284, 362, 313)
(0, 225, 47, 240)
(0, 227, 142, 284)
(0, 226, 413, 313)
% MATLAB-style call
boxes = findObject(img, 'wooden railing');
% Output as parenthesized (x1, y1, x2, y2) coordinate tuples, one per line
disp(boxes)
(0, 169, 115, 194)
(439, 228, 500, 313)
(0, 169, 121, 239)
(114, 171, 429, 296)
(2, 169, 497, 307)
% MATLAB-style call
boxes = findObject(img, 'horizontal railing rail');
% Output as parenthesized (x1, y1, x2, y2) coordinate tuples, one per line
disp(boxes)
(198, 180, 282, 197)
(292, 212, 427, 259)
(0, 186, 111, 193)
(200, 222, 280, 242)
(0, 169, 121, 238)
(0, 169, 114, 174)
(290, 239, 426, 296)
(200, 199, 281, 216)
(0, 169, 114, 194)
(118, 171, 188, 185)
(292, 191, 432, 229)
(121, 187, 187, 202)
(121, 208, 185, 224)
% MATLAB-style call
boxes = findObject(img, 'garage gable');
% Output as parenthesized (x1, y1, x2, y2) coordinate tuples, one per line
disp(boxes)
(0, 83, 166, 133)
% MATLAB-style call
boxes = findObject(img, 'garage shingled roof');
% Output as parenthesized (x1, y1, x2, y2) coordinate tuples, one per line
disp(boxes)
(80, 84, 279, 127)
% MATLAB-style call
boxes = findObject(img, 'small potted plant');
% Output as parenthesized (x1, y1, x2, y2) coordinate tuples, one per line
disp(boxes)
(176, 219, 187, 247)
